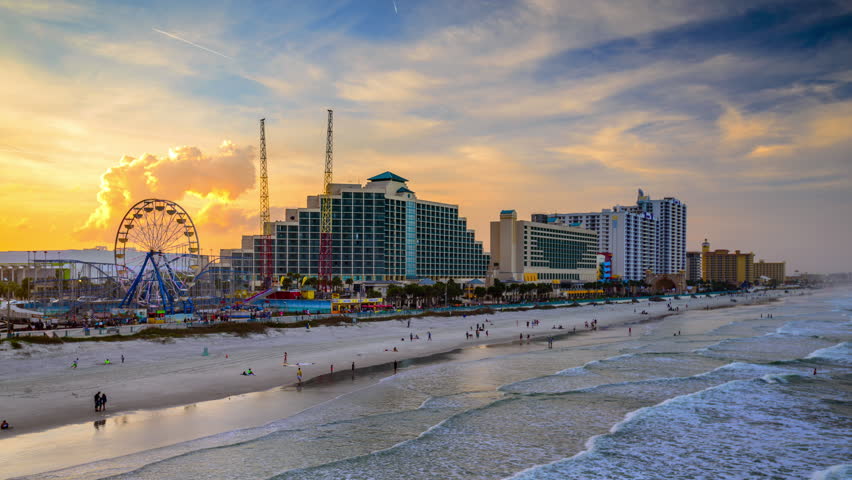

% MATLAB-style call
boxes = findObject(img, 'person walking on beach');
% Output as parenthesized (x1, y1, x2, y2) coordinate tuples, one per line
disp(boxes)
(629, 327, 632, 336)
(284, 352, 288, 363)
(351, 361, 355, 374)
(427, 331, 432, 341)
(121, 354, 124, 364)
(100, 393, 107, 411)
(94, 391, 101, 412)
(296, 367, 303, 385)
(393, 360, 398, 373)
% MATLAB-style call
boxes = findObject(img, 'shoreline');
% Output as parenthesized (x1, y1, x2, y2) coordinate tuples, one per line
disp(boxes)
(0, 292, 787, 439)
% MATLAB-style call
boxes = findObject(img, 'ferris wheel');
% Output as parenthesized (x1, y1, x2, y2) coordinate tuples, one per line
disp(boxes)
(114, 199, 200, 314)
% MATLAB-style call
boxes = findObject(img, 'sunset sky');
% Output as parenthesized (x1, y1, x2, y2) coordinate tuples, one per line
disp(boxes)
(0, 0, 850, 273)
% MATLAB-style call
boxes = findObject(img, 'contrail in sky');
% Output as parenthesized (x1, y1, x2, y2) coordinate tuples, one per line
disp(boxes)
(152, 28, 232, 59)
(393, 0, 398, 14)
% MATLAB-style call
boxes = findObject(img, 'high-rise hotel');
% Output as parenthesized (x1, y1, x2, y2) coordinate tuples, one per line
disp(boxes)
(633, 190, 688, 275)
(223, 172, 489, 284)
(532, 189, 687, 281)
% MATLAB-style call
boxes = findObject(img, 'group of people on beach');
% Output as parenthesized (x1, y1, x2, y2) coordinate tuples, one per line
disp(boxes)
(466, 323, 489, 339)
(71, 354, 124, 369)
(93, 391, 108, 412)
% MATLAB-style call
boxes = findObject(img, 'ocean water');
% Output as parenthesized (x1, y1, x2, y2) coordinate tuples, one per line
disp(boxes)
(19, 292, 852, 480)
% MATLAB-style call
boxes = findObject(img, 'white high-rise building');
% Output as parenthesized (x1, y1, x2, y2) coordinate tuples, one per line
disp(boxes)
(532, 209, 656, 281)
(631, 190, 688, 275)
(532, 189, 687, 281)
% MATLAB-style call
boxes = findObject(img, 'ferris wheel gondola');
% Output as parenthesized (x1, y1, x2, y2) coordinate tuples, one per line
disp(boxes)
(114, 199, 201, 314)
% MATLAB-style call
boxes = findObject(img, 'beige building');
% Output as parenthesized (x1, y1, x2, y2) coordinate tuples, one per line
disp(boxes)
(700, 239, 755, 286)
(754, 260, 786, 284)
(490, 210, 599, 284)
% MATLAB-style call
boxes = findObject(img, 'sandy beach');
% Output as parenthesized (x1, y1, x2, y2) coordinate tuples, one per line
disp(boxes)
(1, 288, 842, 480)
(0, 293, 783, 439)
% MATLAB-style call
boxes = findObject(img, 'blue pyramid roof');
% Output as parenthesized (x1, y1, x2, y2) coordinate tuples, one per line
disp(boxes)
(368, 171, 408, 183)
(397, 186, 414, 194)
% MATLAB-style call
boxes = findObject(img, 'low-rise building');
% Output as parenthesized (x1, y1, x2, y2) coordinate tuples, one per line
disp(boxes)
(754, 260, 786, 285)
(490, 210, 599, 284)
(700, 239, 755, 286)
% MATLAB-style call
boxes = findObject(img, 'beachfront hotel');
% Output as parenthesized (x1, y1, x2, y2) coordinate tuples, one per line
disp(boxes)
(700, 239, 756, 286)
(754, 259, 786, 285)
(224, 172, 489, 285)
(632, 191, 687, 275)
(532, 189, 686, 281)
(490, 210, 599, 284)
(532, 209, 656, 281)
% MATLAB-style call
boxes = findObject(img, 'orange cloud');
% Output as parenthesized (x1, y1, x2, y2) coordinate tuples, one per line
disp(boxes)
(549, 114, 691, 176)
(78, 141, 255, 241)
(718, 105, 774, 143)
(338, 70, 442, 103)
(748, 144, 794, 158)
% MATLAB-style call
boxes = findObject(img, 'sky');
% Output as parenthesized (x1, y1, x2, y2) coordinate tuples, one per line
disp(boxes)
(0, 0, 850, 274)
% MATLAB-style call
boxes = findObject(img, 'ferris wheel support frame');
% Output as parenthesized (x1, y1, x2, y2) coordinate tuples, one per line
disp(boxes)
(119, 251, 178, 313)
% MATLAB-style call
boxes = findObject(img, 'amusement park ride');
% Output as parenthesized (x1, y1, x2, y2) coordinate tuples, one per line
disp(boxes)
(24, 112, 340, 317)
(114, 198, 201, 314)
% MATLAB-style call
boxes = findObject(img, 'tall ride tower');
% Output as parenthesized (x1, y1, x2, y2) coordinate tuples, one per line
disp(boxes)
(258, 118, 273, 289)
(259, 118, 270, 232)
(319, 109, 334, 292)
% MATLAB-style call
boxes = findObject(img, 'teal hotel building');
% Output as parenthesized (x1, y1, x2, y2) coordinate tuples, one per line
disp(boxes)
(229, 172, 490, 284)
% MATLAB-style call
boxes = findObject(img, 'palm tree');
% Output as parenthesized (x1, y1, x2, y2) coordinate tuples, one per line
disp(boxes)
(365, 288, 381, 298)
(345, 277, 354, 294)
(387, 285, 405, 306)
(331, 276, 343, 293)
(473, 286, 486, 300)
